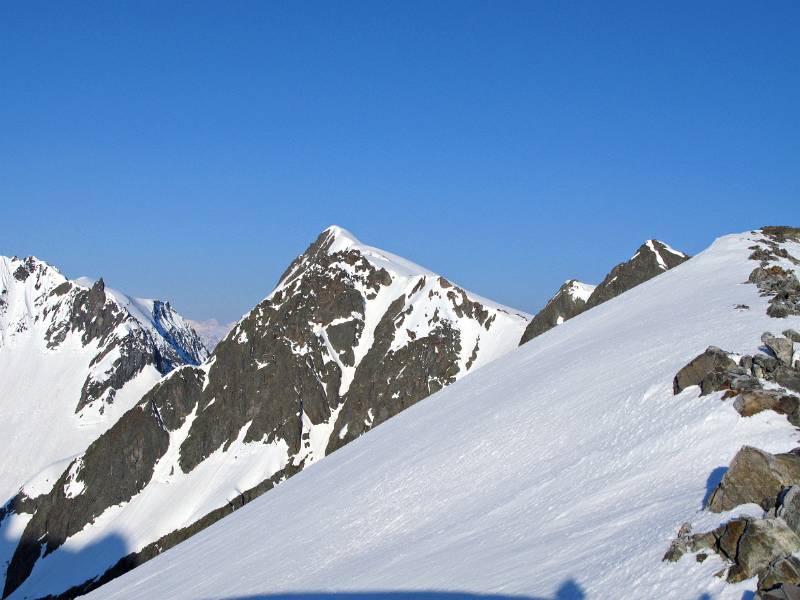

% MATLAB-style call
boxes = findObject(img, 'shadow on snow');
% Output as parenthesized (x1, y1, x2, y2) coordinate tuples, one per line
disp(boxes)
(216, 582, 586, 600)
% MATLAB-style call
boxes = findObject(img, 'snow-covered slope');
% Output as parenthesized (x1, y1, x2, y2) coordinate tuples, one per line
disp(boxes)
(2, 226, 529, 599)
(0, 256, 207, 589)
(89, 229, 800, 599)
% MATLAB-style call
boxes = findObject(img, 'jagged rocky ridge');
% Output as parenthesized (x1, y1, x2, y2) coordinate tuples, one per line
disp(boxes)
(0, 255, 207, 596)
(666, 227, 800, 599)
(2, 226, 528, 599)
(519, 239, 689, 345)
(0, 256, 206, 496)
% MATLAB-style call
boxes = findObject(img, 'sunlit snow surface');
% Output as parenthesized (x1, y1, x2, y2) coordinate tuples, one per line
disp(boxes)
(64, 234, 800, 597)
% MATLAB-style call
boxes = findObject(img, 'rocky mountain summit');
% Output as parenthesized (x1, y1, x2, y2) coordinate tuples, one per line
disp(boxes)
(2, 226, 529, 599)
(520, 239, 689, 344)
(518, 279, 595, 343)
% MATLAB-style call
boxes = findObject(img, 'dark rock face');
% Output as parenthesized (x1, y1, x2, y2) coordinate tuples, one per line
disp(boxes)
(520, 240, 688, 345)
(519, 280, 594, 345)
(2, 227, 527, 598)
(328, 305, 463, 452)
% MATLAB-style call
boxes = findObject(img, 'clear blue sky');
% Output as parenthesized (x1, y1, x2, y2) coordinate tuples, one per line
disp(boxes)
(2, 1, 798, 322)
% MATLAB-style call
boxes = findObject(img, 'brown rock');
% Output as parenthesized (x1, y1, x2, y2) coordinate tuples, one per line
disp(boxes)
(763, 333, 796, 366)
(708, 446, 800, 512)
(759, 555, 800, 593)
(673, 346, 738, 395)
(728, 518, 800, 583)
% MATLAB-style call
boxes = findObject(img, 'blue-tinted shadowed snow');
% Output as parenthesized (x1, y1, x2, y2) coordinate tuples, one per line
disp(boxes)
(217, 583, 586, 600)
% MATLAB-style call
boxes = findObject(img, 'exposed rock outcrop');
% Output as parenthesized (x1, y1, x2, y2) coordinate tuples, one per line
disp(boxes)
(520, 239, 688, 345)
(748, 228, 800, 319)
(673, 346, 741, 395)
(665, 516, 800, 584)
(707, 447, 800, 512)
(519, 280, 594, 344)
(584, 239, 689, 310)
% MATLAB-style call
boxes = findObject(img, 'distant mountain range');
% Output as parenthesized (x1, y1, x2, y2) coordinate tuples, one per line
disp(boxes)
(12, 225, 775, 599)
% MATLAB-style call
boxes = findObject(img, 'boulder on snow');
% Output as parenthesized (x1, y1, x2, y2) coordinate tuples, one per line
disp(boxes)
(733, 390, 800, 425)
(774, 366, 800, 395)
(755, 353, 781, 374)
(707, 446, 800, 512)
(784, 330, 800, 344)
(728, 518, 800, 583)
(673, 346, 739, 395)
(763, 333, 796, 366)
(665, 516, 800, 584)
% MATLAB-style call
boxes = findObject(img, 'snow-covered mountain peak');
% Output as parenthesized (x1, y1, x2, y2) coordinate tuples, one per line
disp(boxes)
(322, 223, 361, 248)
(583, 238, 690, 310)
(634, 239, 690, 271)
(0, 228, 530, 599)
(564, 279, 596, 302)
(288, 225, 440, 284)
